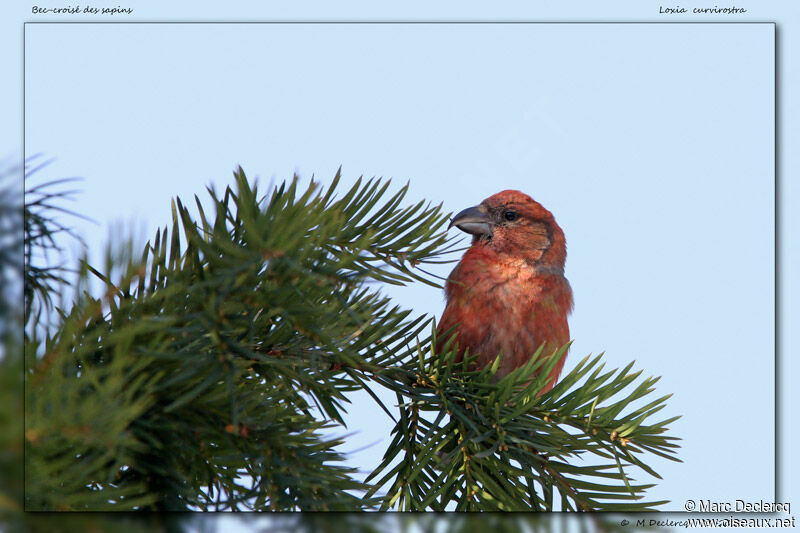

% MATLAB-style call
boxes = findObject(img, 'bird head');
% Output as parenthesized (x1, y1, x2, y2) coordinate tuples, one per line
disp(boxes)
(449, 190, 567, 272)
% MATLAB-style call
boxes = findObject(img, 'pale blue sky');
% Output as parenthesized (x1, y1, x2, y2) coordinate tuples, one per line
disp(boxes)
(4, 1, 796, 523)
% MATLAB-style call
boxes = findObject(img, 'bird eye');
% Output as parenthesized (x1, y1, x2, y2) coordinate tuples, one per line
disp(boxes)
(503, 210, 518, 222)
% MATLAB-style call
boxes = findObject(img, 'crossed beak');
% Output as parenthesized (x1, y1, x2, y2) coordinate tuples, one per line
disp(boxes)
(449, 205, 493, 238)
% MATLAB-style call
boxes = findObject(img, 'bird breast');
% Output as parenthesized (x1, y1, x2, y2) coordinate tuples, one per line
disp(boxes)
(441, 248, 571, 378)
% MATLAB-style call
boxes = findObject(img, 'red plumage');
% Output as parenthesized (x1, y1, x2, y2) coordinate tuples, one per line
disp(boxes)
(436, 190, 573, 393)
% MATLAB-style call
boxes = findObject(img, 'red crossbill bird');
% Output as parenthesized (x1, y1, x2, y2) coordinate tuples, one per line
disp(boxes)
(437, 190, 573, 393)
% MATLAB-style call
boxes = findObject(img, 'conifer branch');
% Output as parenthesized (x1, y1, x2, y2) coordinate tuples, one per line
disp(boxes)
(22, 166, 680, 512)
